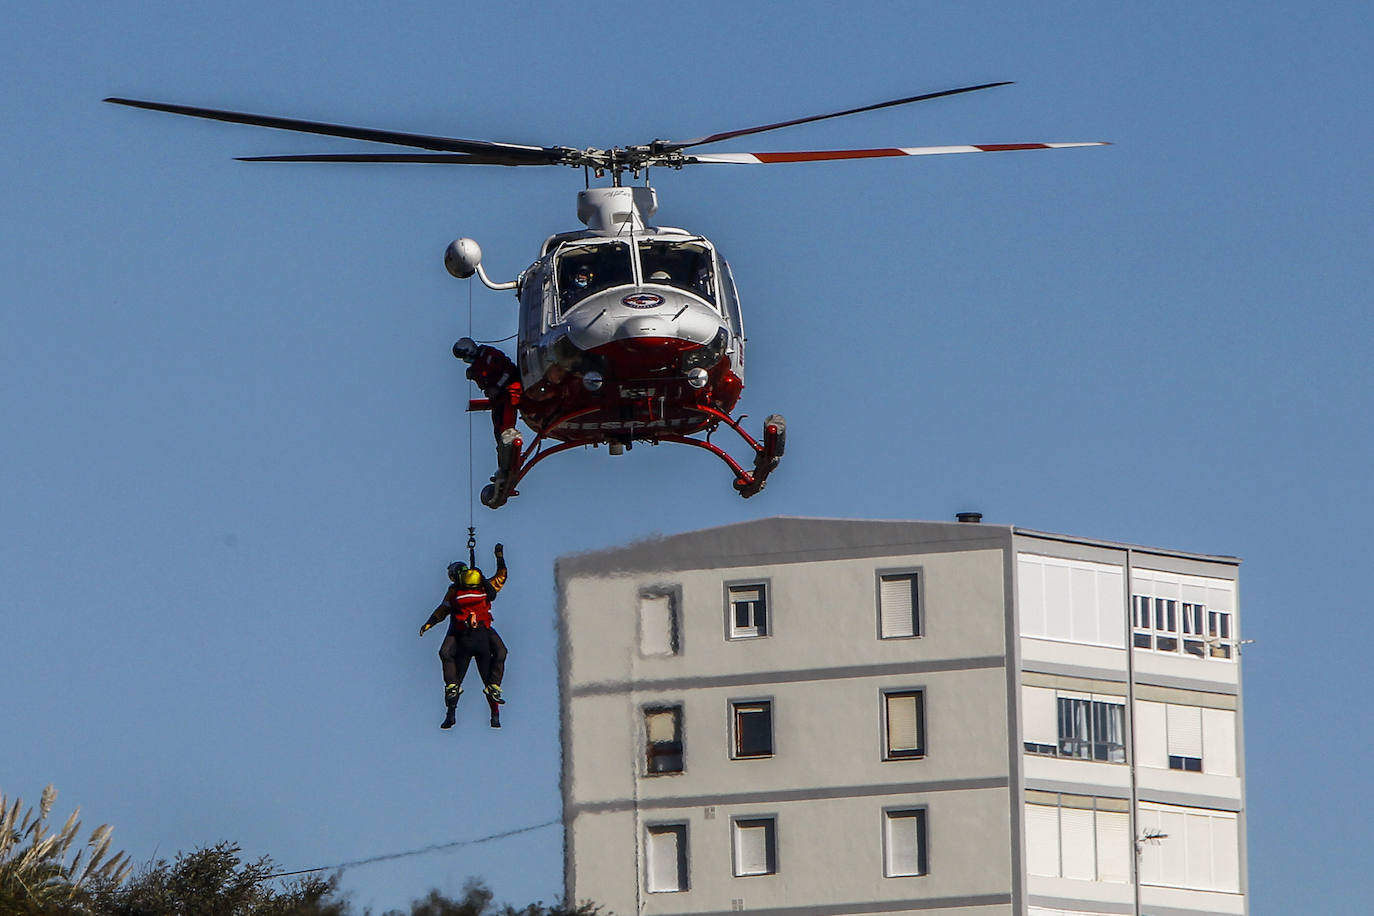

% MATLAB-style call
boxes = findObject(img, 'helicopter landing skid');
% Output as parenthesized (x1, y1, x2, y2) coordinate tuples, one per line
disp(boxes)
(473, 405, 785, 507)
(683, 406, 787, 498)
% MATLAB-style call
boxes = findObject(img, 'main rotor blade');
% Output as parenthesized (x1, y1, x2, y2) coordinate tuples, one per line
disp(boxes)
(237, 152, 551, 166)
(104, 97, 568, 163)
(681, 141, 1109, 164)
(658, 82, 1014, 151)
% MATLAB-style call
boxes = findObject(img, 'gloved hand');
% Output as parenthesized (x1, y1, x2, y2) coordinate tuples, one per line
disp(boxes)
(494, 543, 504, 557)
(420, 623, 432, 636)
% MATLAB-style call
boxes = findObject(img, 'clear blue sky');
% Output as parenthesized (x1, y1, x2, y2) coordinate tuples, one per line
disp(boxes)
(2, 2, 1370, 913)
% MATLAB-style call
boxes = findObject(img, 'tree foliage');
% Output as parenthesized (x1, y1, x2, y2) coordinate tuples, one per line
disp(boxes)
(89, 842, 346, 916)
(384, 880, 601, 916)
(2, 785, 600, 916)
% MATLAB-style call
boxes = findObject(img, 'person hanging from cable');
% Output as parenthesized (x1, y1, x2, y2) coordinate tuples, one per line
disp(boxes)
(419, 543, 509, 729)
(453, 337, 522, 496)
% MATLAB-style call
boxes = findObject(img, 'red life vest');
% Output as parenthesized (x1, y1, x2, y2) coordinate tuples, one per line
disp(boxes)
(444, 585, 493, 628)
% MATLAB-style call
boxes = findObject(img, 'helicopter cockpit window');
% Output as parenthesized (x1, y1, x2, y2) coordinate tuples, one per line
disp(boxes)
(556, 242, 634, 312)
(638, 240, 716, 305)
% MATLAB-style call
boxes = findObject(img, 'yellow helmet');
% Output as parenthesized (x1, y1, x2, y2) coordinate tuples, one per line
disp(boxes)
(461, 568, 482, 587)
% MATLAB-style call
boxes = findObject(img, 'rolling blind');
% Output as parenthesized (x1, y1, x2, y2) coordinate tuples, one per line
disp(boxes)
(1167, 705, 1203, 759)
(734, 819, 772, 875)
(1059, 806, 1096, 880)
(885, 811, 922, 876)
(639, 593, 675, 656)
(646, 825, 684, 892)
(879, 574, 917, 637)
(886, 693, 921, 754)
(1025, 804, 1060, 877)
(1095, 810, 1131, 883)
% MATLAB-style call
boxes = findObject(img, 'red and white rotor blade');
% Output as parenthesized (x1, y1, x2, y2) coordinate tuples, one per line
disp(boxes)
(684, 141, 1108, 164)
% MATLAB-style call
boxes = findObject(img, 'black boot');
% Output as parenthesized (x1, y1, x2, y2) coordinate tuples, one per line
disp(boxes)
(441, 684, 461, 729)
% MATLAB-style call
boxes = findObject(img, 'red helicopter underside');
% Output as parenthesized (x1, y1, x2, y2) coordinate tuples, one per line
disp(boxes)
(471, 336, 784, 508)
(517, 337, 743, 444)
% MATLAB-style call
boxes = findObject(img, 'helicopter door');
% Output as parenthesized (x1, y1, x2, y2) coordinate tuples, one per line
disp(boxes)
(518, 263, 550, 379)
(717, 257, 745, 379)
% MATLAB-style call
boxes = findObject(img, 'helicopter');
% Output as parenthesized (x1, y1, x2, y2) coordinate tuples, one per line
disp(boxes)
(105, 82, 1106, 508)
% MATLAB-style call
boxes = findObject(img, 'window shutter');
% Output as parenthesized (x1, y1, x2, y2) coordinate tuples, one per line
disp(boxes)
(1157, 807, 1189, 887)
(884, 811, 922, 876)
(1135, 805, 1162, 885)
(1044, 563, 1073, 640)
(1184, 810, 1215, 889)
(1210, 814, 1241, 892)
(1059, 805, 1096, 880)
(1018, 557, 1046, 636)
(1202, 708, 1236, 776)
(1096, 568, 1126, 647)
(734, 820, 771, 875)
(1070, 566, 1098, 644)
(646, 825, 685, 892)
(639, 593, 676, 656)
(886, 693, 920, 754)
(1133, 701, 1169, 769)
(1022, 686, 1058, 747)
(1166, 705, 1203, 759)
(880, 574, 917, 638)
(1095, 810, 1131, 883)
(1024, 804, 1060, 877)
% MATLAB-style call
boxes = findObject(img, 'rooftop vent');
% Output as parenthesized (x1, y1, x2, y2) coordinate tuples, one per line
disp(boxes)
(956, 511, 983, 524)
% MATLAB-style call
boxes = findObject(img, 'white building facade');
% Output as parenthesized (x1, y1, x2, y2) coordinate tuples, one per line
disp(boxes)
(557, 517, 1247, 916)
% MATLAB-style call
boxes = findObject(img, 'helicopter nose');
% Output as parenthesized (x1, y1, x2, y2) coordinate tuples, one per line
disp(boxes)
(565, 289, 725, 351)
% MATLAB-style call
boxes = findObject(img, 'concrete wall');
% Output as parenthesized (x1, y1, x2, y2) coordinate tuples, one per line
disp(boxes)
(561, 528, 1018, 915)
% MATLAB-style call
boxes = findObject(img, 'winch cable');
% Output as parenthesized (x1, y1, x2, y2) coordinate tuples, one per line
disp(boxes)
(465, 277, 477, 562)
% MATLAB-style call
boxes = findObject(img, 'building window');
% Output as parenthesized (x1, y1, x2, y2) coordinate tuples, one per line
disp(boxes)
(1025, 793, 1131, 884)
(1023, 687, 1126, 763)
(645, 823, 688, 893)
(1137, 802, 1240, 892)
(639, 588, 680, 657)
(882, 690, 925, 760)
(727, 583, 768, 639)
(644, 706, 683, 775)
(878, 571, 920, 638)
(1208, 609, 1234, 658)
(732, 701, 774, 759)
(1131, 569, 1237, 661)
(883, 809, 928, 877)
(1017, 554, 1126, 648)
(731, 817, 777, 876)
(1134, 700, 1237, 776)
(1057, 696, 1126, 763)
(1166, 704, 1203, 771)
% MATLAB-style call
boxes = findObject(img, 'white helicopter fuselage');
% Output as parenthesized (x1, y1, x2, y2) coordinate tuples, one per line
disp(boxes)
(503, 187, 749, 443)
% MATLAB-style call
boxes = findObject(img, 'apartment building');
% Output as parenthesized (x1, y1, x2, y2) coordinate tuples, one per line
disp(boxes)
(556, 516, 1246, 916)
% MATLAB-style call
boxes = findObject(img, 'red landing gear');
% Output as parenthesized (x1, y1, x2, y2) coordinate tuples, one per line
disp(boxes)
(469, 400, 786, 507)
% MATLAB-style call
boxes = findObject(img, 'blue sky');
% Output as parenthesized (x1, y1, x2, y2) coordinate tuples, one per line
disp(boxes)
(2, 1, 1371, 912)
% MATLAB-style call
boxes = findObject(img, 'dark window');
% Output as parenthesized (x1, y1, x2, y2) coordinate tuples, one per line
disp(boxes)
(1169, 755, 1203, 772)
(1058, 697, 1126, 763)
(733, 702, 774, 758)
(728, 584, 768, 638)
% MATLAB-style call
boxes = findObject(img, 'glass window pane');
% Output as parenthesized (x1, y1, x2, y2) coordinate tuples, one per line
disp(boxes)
(735, 703, 773, 757)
